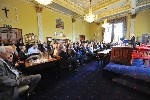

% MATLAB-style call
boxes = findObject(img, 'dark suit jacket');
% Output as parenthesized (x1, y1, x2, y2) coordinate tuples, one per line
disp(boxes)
(0, 58, 19, 100)
(19, 51, 28, 61)
(131, 36, 135, 43)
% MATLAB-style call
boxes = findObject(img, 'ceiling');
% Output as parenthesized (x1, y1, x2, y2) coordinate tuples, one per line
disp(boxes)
(69, 0, 103, 9)
(29, 0, 150, 22)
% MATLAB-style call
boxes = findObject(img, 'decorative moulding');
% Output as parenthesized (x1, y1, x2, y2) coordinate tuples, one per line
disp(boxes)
(98, 4, 130, 19)
(24, 33, 37, 43)
(53, 0, 85, 15)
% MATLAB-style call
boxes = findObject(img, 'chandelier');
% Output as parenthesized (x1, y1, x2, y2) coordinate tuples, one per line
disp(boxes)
(35, 0, 53, 5)
(84, 0, 97, 23)
(102, 19, 110, 28)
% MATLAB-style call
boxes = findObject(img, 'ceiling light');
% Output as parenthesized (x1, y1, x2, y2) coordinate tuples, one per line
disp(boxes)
(35, 0, 53, 5)
(84, 0, 97, 23)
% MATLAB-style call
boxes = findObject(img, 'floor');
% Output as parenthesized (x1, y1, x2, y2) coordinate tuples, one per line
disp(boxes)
(23, 61, 150, 100)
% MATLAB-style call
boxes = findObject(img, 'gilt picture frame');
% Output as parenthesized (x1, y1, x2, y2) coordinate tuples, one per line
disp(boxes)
(56, 18, 64, 29)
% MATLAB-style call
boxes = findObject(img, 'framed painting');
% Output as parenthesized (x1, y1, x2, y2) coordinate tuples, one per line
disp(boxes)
(24, 33, 37, 43)
(56, 18, 64, 29)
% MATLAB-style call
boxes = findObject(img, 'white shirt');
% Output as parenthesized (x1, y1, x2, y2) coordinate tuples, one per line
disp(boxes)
(28, 47, 39, 55)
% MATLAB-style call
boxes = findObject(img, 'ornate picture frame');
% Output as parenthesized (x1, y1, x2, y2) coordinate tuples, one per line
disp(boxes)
(56, 18, 64, 29)
(24, 33, 37, 43)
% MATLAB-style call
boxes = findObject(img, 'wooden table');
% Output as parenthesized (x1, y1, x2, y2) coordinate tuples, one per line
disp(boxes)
(97, 49, 111, 67)
(25, 58, 57, 67)
(134, 46, 150, 68)
(18, 58, 60, 74)
(111, 47, 133, 66)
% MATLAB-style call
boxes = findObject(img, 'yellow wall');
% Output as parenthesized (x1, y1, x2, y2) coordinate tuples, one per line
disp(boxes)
(41, 8, 72, 40)
(126, 9, 150, 39)
(73, 19, 89, 41)
(88, 22, 103, 42)
(134, 9, 150, 37)
(0, 0, 89, 42)
(89, 23, 97, 41)
(0, 0, 38, 37)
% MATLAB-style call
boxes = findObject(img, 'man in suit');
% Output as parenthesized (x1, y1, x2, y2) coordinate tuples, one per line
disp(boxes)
(19, 46, 28, 61)
(47, 42, 54, 57)
(18, 46, 28, 72)
(0, 46, 41, 100)
(131, 34, 136, 49)
(16, 38, 24, 53)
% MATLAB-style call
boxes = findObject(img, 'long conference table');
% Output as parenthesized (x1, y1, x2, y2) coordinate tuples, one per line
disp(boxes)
(18, 57, 60, 74)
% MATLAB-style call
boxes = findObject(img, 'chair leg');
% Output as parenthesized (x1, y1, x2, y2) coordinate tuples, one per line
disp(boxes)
(18, 85, 29, 96)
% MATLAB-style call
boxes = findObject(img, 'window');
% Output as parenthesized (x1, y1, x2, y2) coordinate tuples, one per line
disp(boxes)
(103, 17, 126, 43)
(113, 22, 124, 43)
(103, 24, 112, 43)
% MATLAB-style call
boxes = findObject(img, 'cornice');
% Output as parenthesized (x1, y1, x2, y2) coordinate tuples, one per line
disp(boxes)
(53, 0, 85, 15)
(98, 4, 130, 19)
(25, 0, 72, 16)
(46, 6, 72, 16)
(91, 0, 123, 12)
(136, 0, 150, 6)
(25, 0, 142, 20)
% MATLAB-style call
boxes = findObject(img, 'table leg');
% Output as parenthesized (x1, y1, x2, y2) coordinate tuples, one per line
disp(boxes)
(145, 59, 149, 68)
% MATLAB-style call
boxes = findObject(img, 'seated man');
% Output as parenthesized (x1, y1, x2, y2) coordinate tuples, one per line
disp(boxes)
(0, 46, 41, 100)
(19, 46, 28, 61)
(131, 34, 136, 49)
(28, 43, 41, 55)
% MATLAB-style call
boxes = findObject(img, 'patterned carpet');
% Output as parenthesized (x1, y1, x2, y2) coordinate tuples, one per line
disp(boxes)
(26, 61, 150, 100)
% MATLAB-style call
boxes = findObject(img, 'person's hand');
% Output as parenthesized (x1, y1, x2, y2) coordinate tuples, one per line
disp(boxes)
(15, 62, 19, 67)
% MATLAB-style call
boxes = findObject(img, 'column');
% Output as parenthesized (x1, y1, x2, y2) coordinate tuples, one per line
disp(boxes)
(130, 0, 136, 38)
(130, 14, 136, 38)
(35, 5, 44, 43)
(72, 18, 76, 42)
(97, 22, 100, 42)
(131, 0, 136, 15)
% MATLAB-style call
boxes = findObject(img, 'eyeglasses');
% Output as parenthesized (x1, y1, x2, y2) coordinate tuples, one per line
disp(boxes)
(9, 54, 13, 57)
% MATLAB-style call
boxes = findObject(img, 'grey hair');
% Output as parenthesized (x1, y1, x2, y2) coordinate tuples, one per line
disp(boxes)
(0, 46, 6, 53)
